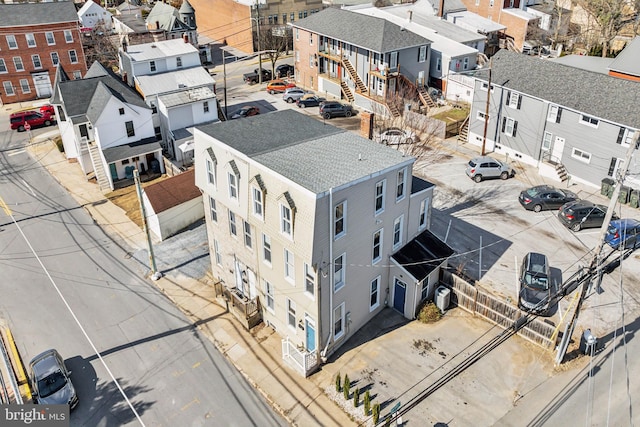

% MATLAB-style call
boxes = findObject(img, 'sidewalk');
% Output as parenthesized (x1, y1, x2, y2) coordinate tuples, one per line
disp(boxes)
(28, 135, 355, 427)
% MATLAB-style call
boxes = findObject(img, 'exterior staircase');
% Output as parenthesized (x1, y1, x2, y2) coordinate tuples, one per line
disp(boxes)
(87, 141, 111, 192)
(342, 59, 367, 93)
(417, 85, 437, 109)
(387, 101, 401, 118)
(555, 162, 569, 182)
(340, 81, 354, 102)
(457, 115, 470, 144)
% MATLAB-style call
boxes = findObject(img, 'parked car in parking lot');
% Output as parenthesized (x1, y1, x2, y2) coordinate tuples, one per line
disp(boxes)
(376, 127, 419, 145)
(518, 252, 552, 315)
(231, 105, 260, 119)
(296, 95, 326, 108)
(276, 64, 295, 78)
(605, 218, 640, 250)
(465, 156, 514, 182)
(29, 349, 78, 409)
(40, 104, 56, 115)
(10, 110, 56, 131)
(558, 200, 617, 231)
(282, 87, 308, 103)
(319, 101, 353, 119)
(266, 79, 296, 94)
(519, 185, 577, 212)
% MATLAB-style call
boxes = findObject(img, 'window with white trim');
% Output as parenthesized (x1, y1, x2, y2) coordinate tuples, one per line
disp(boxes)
(262, 234, 272, 264)
(19, 79, 30, 94)
(213, 239, 222, 265)
(64, 30, 73, 43)
(6, 35, 17, 49)
(419, 198, 429, 230)
(547, 105, 561, 123)
(203, 101, 209, 113)
(125, 121, 135, 137)
(50, 52, 59, 65)
(617, 128, 637, 148)
(25, 33, 36, 47)
(243, 221, 252, 248)
(481, 82, 494, 91)
(372, 230, 382, 264)
(265, 280, 274, 312)
(3, 82, 15, 96)
(608, 157, 624, 178)
(32, 55, 42, 69)
(393, 216, 403, 249)
(579, 114, 599, 127)
(571, 148, 591, 163)
(502, 117, 518, 137)
(396, 168, 406, 201)
(209, 197, 217, 222)
(309, 33, 313, 45)
(284, 249, 294, 282)
(69, 50, 78, 64)
(0, 59, 6, 74)
(477, 111, 489, 121)
(334, 201, 346, 239)
(287, 299, 296, 329)
(507, 92, 521, 109)
(334, 253, 345, 292)
(304, 263, 315, 296)
(45, 32, 55, 45)
(252, 187, 263, 219)
(375, 180, 385, 214)
(436, 58, 441, 72)
(206, 158, 216, 185)
(390, 51, 398, 69)
(542, 132, 552, 151)
(309, 54, 314, 68)
(334, 303, 345, 339)
(150, 61, 156, 72)
(370, 276, 380, 311)
(228, 172, 238, 200)
(418, 45, 427, 62)
(281, 204, 292, 236)
(176, 56, 182, 67)
(13, 57, 24, 72)
(228, 211, 237, 236)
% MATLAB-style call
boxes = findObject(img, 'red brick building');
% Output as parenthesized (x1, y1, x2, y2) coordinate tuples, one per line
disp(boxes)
(0, 2, 87, 105)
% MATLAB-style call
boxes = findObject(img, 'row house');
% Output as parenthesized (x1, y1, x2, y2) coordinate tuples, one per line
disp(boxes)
(0, 2, 86, 104)
(50, 62, 164, 192)
(467, 50, 640, 189)
(119, 38, 218, 166)
(290, 8, 435, 118)
(145, 0, 198, 47)
(194, 110, 453, 376)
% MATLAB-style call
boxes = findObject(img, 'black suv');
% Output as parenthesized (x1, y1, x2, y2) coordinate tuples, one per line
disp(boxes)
(518, 252, 552, 315)
(276, 64, 295, 78)
(319, 102, 353, 119)
(558, 200, 617, 231)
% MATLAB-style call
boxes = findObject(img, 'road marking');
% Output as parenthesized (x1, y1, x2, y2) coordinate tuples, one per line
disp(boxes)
(21, 179, 36, 197)
(181, 397, 200, 411)
(0, 196, 11, 216)
(8, 150, 26, 157)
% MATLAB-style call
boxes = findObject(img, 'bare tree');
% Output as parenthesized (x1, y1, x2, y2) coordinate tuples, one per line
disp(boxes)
(84, 22, 120, 71)
(576, 0, 638, 57)
(256, 25, 290, 75)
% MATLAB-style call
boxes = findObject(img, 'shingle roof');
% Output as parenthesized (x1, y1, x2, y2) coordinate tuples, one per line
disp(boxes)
(146, 1, 191, 32)
(608, 36, 640, 78)
(103, 138, 162, 163)
(136, 66, 214, 97)
(289, 7, 431, 53)
(122, 38, 198, 61)
(0, 2, 79, 27)
(475, 50, 640, 129)
(56, 61, 149, 120)
(144, 169, 201, 214)
(392, 229, 454, 281)
(197, 110, 414, 194)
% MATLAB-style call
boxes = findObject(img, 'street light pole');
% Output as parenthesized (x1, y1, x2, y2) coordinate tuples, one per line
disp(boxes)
(254, 0, 263, 84)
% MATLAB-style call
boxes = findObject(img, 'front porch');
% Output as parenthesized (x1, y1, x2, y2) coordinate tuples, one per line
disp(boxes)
(281, 337, 319, 377)
(213, 281, 262, 330)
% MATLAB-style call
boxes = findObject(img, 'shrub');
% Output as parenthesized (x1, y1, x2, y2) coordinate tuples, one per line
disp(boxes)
(54, 136, 64, 153)
(364, 390, 370, 415)
(335, 372, 341, 392)
(417, 301, 442, 323)
(384, 415, 391, 426)
(343, 373, 350, 400)
(353, 387, 359, 407)
(373, 403, 381, 424)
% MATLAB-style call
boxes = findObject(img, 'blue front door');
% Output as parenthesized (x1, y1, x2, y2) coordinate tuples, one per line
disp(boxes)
(393, 278, 406, 314)
(109, 163, 117, 180)
(305, 317, 316, 352)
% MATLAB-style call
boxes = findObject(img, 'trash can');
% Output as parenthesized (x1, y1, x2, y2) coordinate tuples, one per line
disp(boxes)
(580, 329, 597, 355)
(601, 177, 614, 197)
(619, 185, 631, 204)
(630, 190, 640, 208)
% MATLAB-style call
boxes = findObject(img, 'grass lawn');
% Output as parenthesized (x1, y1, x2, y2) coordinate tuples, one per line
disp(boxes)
(106, 176, 169, 228)
(432, 107, 470, 122)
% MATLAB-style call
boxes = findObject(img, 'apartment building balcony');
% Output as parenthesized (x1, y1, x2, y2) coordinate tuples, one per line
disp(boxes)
(214, 281, 263, 330)
(282, 337, 319, 377)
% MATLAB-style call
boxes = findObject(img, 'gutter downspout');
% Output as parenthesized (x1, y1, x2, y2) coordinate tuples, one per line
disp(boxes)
(320, 187, 334, 362)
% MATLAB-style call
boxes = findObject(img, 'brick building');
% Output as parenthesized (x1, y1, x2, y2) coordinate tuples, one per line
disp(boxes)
(0, 2, 87, 105)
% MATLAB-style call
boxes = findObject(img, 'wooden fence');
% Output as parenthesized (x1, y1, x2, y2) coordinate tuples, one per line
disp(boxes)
(440, 270, 556, 348)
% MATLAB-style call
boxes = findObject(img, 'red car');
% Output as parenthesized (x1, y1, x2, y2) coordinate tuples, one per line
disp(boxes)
(266, 79, 296, 94)
(39, 104, 55, 115)
(10, 110, 55, 131)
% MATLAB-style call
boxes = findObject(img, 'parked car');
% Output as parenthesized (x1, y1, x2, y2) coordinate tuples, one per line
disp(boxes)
(376, 127, 419, 145)
(465, 156, 514, 182)
(557, 200, 617, 231)
(518, 185, 578, 212)
(319, 101, 353, 119)
(605, 218, 640, 250)
(276, 64, 295, 78)
(231, 106, 260, 119)
(40, 104, 56, 115)
(518, 252, 552, 315)
(296, 95, 326, 108)
(243, 68, 272, 84)
(266, 79, 296, 94)
(10, 110, 55, 132)
(29, 349, 78, 409)
(282, 87, 308, 103)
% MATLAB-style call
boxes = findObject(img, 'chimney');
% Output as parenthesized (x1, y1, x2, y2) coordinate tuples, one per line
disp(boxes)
(408, 11, 413, 22)
(122, 72, 128, 82)
(183, 33, 189, 43)
(156, 21, 160, 30)
(438, 0, 445, 18)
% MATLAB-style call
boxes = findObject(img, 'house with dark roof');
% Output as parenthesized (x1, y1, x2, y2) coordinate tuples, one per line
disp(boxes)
(145, 0, 198, 47)
(51, 61, 164, 192)
(194, 109, 450, 376)
(0, 2, 87, 104)
(289, 7, 435, 117)
(467, 50, 640, 189)
(142, 169, 204, 241)
(607, 36, 640, 82)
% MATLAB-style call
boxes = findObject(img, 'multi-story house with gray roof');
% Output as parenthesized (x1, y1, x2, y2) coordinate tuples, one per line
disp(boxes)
(467, 50, 640, 190)
(145, 0, 198, 47)
(119, 38, 218, 166)
(289, 8, 436, 118)
(0, 1, 87, 104)
(194, 110, 453, 376)
(51, 61, 164, 192)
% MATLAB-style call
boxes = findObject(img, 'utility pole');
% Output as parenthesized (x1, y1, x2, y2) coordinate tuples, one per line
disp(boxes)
(255, 0, 263, 84)
(223, 49, 228, 119)
(134, 169, 162, 281)
(557, 130, 639, 364)
(481, 57, 493, 156)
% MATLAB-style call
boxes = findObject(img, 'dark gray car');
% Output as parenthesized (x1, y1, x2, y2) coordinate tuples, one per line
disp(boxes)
(465, 156, 514, 182)
(319, 102, 353, 119)
(518, 252, 552, 315)
(29, 349, 78, 409)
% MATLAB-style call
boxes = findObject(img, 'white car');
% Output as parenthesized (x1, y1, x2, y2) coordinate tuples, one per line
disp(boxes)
(282, 88, 307, 103)
(376, 127, 418, 145)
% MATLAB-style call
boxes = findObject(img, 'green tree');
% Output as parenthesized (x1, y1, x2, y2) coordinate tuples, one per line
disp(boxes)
(353, 387, 360, 407)
(576, 0, 638, 57)
(364, 390, 371, 415)
(343, 374, 350, 400)
(335, 372, 341, 392)
(373, 403, 381, 424)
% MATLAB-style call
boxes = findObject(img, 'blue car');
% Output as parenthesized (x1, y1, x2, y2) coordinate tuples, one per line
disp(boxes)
(605, 218, 640, 250)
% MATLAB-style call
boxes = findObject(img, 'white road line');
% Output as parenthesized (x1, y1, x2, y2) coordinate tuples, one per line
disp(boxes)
(8, 150, 26, 157)
(21, 179, 36, 197)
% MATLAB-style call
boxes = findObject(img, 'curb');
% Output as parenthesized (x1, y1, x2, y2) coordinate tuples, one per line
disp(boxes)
(0, 327, 32, 402)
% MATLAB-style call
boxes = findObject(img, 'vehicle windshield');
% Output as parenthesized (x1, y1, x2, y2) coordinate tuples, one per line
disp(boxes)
(468, 160, 477, 167)
(526, 187, 544, 197)
(524, 273, 548, 290)
(37, 370, 67, 397)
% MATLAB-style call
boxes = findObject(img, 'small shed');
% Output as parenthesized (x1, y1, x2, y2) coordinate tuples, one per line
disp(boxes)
(142, 169, 204, 241)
